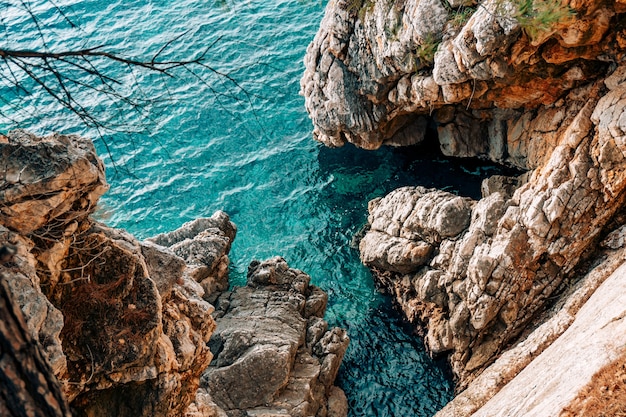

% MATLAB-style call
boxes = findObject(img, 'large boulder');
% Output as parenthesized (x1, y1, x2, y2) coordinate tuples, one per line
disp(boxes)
(0, 131, 229, 416)
(199, 257, 350, 417)
(301, 0, 621, 168)
(0, 130, 108, 234)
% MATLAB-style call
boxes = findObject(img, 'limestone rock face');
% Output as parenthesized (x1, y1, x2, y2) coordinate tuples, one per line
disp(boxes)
(359, 70, 626, 387)
(360, 187, 474, 274)
(199, 257, 349, 417)
(1, 211, 225, 417)
(0, 130, 108, 234)
(306, 0, 626, 399)
(54, 222, 218, 417)
(0, 130, 109, 383)
(435, 234, 626, 417)
(1, 131, 349, 417)
(146, 212, 237, 301)
(0, 227, 67, 377)
(474, 260, 626, 414)
(301, 0, 624, 166)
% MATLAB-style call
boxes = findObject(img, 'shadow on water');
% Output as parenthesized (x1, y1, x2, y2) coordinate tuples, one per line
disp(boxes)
(337, 298, 455, 417)
(314, 137, 522, 417)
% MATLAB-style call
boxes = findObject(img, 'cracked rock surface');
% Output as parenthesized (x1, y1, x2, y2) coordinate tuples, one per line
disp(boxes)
(301, 0, 624, 163)
(0, 131, 348, 417)
(305, 0, 626, 398)
(0, 131, 225, 415)
(197, 257, 349, 417)
(359, 70, 626, 388)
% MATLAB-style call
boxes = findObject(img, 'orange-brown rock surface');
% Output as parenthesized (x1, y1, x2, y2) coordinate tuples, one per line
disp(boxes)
(303, 0, 626, 409)
(0, 131, 348, 417)
(301, 0, 625, 161)
(0, 130, 229, 416)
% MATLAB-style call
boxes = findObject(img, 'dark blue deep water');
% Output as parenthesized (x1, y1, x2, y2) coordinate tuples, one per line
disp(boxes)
(0, 1, 513, 415)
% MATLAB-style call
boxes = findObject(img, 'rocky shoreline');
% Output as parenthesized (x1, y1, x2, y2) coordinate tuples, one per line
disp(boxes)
(4, 0, 626, 414)
(302, 0, 626, 414)
(0, 130, 348, 417)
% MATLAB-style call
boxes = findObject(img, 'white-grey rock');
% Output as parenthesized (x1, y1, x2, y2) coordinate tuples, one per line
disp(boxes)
(302, 0, 616, 165)
(202, 257, 349, 417)
(360, 74, 626, 387)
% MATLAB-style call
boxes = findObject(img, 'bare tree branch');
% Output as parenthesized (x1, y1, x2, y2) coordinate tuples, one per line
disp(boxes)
(0, 0, 270, 177)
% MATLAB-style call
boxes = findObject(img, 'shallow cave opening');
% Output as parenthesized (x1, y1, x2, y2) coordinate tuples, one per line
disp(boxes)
(388, 117, 525, 200)
(316, 117, 529, 415)
(318, 116, 525, 204)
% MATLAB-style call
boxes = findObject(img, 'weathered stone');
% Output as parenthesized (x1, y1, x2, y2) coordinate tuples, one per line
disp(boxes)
(367, 186, 474, 241)
(0, 130, 349, 416)
(185, 388, 228, 417)
(303, 0, 626, 412)
(0, 130, 108, 235)
(480, 176, 521, 199)
(202, 257, 348, 417)
(360, 231, 433, 273)
(147, 212, 236, 301)
(0, 227, 67, 377)
(0, 131, 233, 416)
(427, 312, 454, 353)
(48, 222, 219, 417)
(305, 285, 329, 318)
(601, 224, 626, 249)
(436, 244, 626, 417)
(359, 72, 626, 389)
(416, 269, 447, 307)
(327, 386, 349, 417)
(302, 0, 617, 163)
(360, 186, 474, 274)
(141, 240, 186, 297)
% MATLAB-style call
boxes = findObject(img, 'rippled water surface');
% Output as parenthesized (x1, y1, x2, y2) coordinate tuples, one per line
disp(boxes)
(0, 0, 522, 414)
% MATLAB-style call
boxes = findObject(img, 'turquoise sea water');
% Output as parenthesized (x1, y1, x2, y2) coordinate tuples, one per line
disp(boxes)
(0, 1, 517, 415)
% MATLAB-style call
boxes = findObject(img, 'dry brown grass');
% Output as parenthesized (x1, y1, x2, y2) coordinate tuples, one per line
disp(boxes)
(560, 348, 626, 417)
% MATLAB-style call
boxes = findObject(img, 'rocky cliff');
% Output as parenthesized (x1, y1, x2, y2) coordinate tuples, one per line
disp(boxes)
(0, 130, 348, 417)
(301, 0, 624, 159)
(303, 0, 626, 413)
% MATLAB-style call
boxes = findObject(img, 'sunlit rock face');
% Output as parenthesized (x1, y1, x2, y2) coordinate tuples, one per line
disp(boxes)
(304, 0, 626, 393)
(0, 129, 228, 415)
(358, 70, 626, 387)
(196, 257, 350, 417)
(301, 0, 623, 165)
(0, 129, 109, 380)
(0, 130, 108, 234)
(0, 131, 348, 417)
